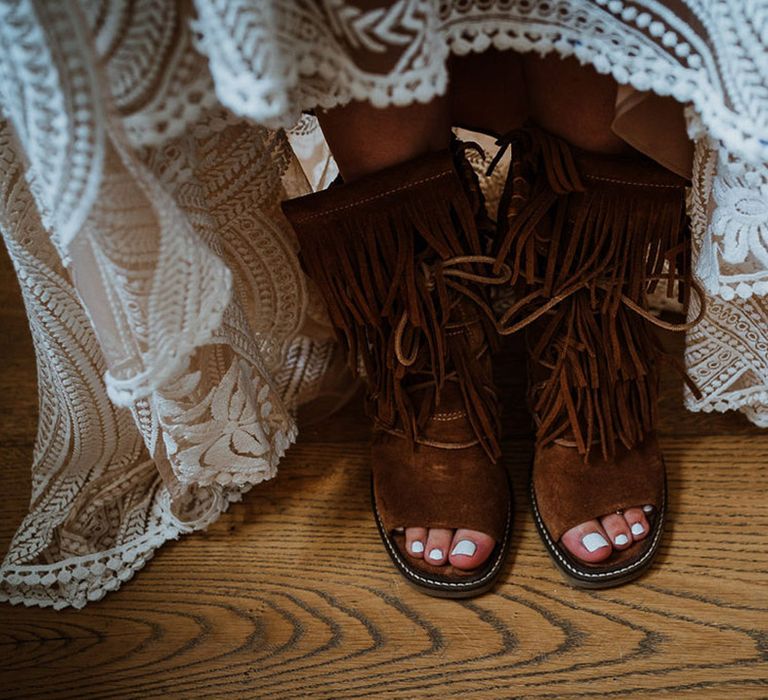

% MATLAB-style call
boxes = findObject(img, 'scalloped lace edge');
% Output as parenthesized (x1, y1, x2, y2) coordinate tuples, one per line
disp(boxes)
(685, 389, 768, 427)
(451, 14, 768, 165)
(0, 425, 295, 610)
(204, 9, 768, 167)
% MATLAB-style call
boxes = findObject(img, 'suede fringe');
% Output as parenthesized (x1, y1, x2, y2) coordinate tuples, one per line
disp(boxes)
(491, 127, 692, 461)
(284, 152, 501, 461)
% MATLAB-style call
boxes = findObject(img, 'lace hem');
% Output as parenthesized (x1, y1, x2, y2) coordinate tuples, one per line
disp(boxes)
(441, 4, 768, 166)
(682, 281, 768, 428)
(191, 1, 768, 301)
(0, 448, 293, 610)
(193, 1, 768, 166)
(685, 390, 768, 427)
(684, 378, 768, 428)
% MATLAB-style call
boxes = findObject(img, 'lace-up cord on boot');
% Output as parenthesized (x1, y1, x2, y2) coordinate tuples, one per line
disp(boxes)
(383, 254, 510, 461)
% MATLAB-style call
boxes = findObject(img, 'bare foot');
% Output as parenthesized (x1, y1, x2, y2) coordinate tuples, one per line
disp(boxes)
(560, 506, 653, 562)
(403, 527, 495, 570)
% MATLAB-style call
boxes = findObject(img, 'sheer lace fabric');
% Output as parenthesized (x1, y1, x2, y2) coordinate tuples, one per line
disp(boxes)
(0, 0, 766, 609)
(0, 1, 336, 609)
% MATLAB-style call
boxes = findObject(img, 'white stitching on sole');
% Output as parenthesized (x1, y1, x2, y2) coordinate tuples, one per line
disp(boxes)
(373, 479, 513, 590)
(530, 476, 665, 579)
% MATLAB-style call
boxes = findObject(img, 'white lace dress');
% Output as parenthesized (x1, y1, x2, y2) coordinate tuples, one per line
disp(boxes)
(1, 0, 766, 609)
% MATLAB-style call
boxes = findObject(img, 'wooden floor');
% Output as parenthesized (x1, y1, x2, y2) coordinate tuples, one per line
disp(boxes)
(1, 247, 767, 699)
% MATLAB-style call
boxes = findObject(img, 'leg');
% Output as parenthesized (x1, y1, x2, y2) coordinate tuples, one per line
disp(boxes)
(316, 98, 451, 182)
(524, 54, 658, 566)
(313, 97, 502, 573)
(448, 49, 529, 136)
(318, 49, 528, 183)
(523, 53, 632, 154)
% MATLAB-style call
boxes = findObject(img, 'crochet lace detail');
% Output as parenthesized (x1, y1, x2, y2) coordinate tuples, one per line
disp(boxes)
(0, 1, 334, 609)
(685, 139, 768, 425)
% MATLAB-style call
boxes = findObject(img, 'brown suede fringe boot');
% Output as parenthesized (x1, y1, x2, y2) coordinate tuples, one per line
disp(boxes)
(281, 146, 513, 597)
(490, 126, 703, 588)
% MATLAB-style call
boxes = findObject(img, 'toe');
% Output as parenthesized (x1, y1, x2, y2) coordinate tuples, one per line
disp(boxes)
(448, 529, 495, 570)
(404, 527, 427, 558)
(561, 520, 613, 563)
(599, 513, 632, 550)
(424, 528, 452, 566)
(623, 507, 650, 542)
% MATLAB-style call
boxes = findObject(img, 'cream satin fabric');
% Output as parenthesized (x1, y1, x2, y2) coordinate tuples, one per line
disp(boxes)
(612, 87, 694, 179)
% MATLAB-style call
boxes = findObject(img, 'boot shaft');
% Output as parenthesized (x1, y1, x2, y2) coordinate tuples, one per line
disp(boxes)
(281, 146, 504, 460)
(492, 127, 694, 461)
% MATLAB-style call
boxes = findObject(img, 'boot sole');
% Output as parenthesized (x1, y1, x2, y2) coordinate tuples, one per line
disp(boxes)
(371, 470, 514, 599)
(530, 464, 667, 589)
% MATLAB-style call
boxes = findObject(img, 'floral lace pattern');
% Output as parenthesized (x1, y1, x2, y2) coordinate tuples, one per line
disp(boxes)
(0, 1, 334, 609)
(0, 0, 766, 609)
(683, 137, 768, 423)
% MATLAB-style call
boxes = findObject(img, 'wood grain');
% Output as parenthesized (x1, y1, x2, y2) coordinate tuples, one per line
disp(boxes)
(0, 246, 766, 699)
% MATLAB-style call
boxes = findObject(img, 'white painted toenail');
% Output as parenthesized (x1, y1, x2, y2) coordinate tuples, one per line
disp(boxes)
(643, 505, 654, 513)
(451, 540, 477, 557)
(411, 540, 424, 554)
(428, 548, 443, 561)
(631, 523, 645, 536)
(582, 533, 610, 552)
(614, 534, 629, 546)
